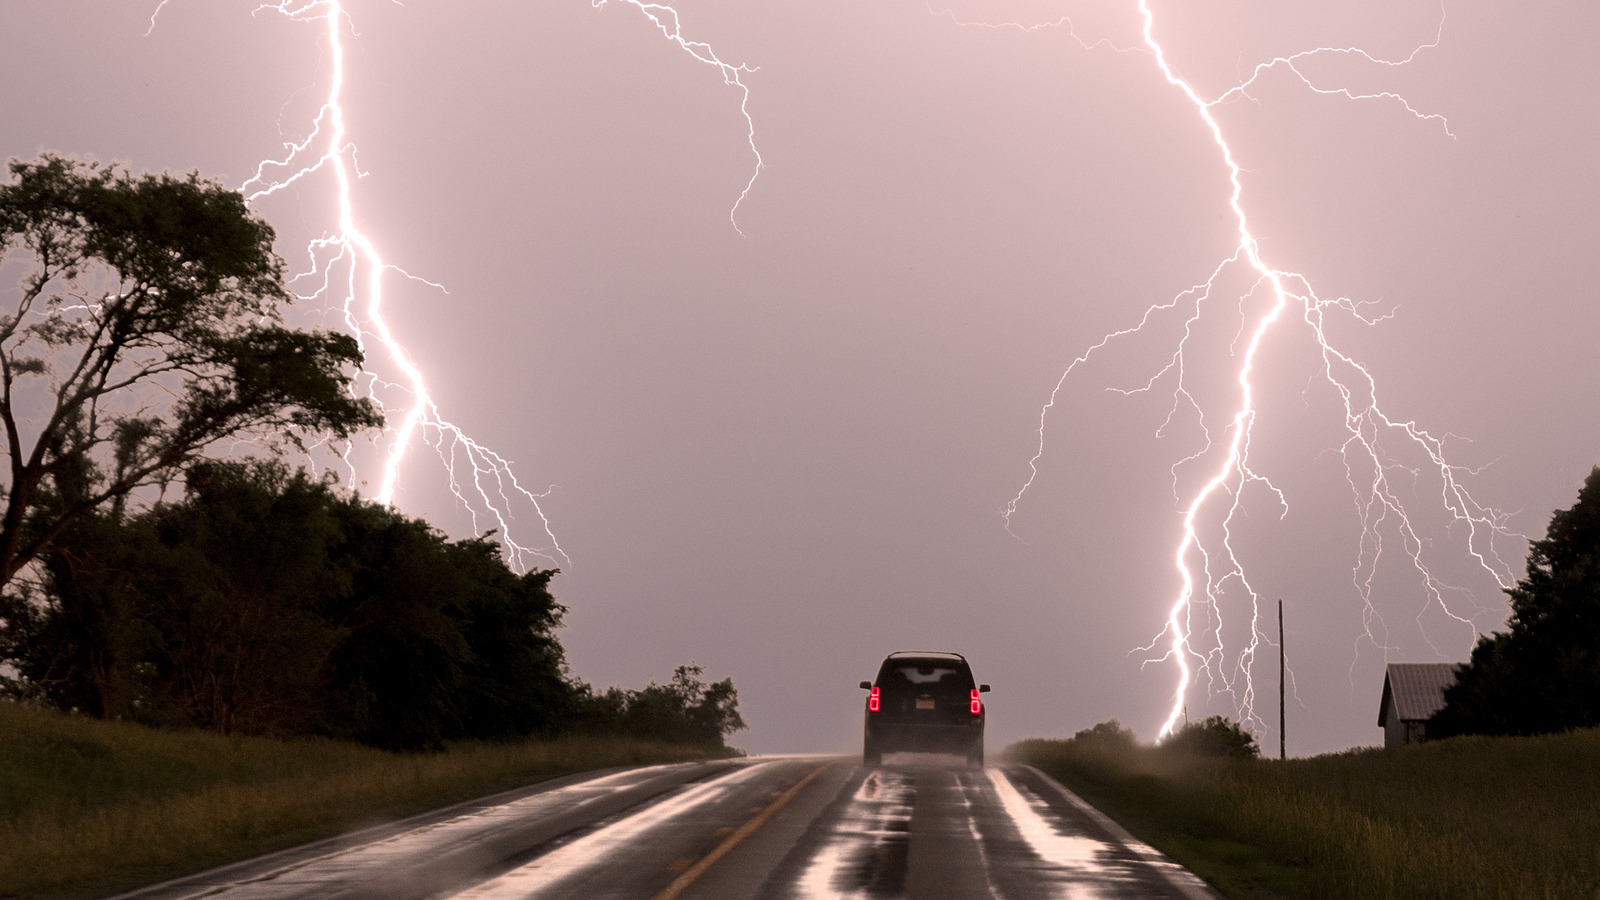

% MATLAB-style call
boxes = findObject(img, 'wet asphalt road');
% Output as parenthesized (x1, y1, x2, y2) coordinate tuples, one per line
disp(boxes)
(114, 757, 1219, 900)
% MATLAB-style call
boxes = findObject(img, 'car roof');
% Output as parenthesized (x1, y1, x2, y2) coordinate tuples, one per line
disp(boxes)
(885, 650, 967, 661)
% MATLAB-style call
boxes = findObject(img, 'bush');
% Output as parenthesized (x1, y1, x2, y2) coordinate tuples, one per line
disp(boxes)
(569, 664, 746, 751)
(1072, 717, 1139, 751)
(1160, 715, 1259, 759)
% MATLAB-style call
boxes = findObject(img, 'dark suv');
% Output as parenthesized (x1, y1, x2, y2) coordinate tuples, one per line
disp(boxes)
(859, 651, 990, 767)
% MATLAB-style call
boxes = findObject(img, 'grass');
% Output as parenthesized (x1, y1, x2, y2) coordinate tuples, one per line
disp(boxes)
(0, 702, 728, 899)
(1008, 729, 1600, 900)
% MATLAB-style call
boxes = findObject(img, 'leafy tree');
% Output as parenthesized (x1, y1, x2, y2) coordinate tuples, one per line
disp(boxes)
(632, 663, 745, 748)
(571, 664, 746, 750)
(317, 500, 477, 749)
(1067, 717, 1139, 752)
(1431, 466, 1600, 737)
(1161, 715, 1259, 759)
(0, 510, 157, 718)
(137, 461, 344, 735)
(449, 562, 570, 741)
(320, 503, 570, 750)
(0, 154, 380, 589)
(0, 460, 575, 748)
(1, 461, 345, 729)
(1, 451, 747, 752)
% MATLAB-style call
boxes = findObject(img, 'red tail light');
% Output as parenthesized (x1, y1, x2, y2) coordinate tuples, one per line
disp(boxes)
(970, 689, 982, 715)
(869, 686, 880, 713)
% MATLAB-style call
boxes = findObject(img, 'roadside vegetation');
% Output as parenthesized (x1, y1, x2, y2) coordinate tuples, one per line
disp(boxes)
(0, 155, 750, 897)
(0, 153, 746, 753)
(0, 701, 729, 899)
(1012, 720, 1600, 899)
(1430, 466, 1600, 739)
(1012, 468, 1600, 898)
(0, 458, 745, 753)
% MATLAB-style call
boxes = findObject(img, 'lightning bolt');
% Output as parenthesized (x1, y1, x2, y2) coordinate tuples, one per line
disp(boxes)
(144, 1, 760, 571)
(984, 3, 1520, 739)
(595, 0, 763, 233)
(225, 0, 565, 572)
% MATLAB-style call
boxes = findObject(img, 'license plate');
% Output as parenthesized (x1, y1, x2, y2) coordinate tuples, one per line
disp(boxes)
(915, 697, 935, 710)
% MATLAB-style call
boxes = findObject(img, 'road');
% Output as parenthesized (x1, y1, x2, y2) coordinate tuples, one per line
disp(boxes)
(116, 756, 1219, 900)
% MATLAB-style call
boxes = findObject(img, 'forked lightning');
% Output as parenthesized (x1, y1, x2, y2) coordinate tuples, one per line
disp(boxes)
(146, 1, 760, 570)
(983, 2, 1517, 738)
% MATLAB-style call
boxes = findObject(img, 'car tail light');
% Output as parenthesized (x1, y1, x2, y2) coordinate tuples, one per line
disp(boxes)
(970, 689, 982, 715)
(869, 686, 880, 713)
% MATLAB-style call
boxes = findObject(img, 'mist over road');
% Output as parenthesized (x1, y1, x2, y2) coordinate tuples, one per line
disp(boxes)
(117, 757, 1217, 900)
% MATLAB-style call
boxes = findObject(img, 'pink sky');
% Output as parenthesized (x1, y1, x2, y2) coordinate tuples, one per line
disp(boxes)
(3, 0, 1596, 755)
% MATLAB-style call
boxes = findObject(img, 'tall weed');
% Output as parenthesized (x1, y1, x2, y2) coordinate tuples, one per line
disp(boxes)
(1011, 729, 1600, 899)
(0, 702, 721, 898)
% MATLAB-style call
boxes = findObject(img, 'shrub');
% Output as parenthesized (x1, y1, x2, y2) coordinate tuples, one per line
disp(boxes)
(1160, 715, 1260, 759)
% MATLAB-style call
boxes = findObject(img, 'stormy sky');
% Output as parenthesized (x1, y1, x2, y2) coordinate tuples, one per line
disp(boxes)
(3, 1, 1595, 755)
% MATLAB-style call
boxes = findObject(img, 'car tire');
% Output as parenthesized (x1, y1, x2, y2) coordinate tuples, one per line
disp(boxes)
(966, 740, 984, 769)
(863, 735, 882, 767)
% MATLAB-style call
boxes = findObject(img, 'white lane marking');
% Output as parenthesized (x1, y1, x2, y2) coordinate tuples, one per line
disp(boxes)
(157, 765, 717, 899)
(446, 761, 777, 899)
(986, 769, 1120, 900)
(792, 768, 916, 900)
(1018, 767, 1219, 900)
(957, 770, 1005, 900)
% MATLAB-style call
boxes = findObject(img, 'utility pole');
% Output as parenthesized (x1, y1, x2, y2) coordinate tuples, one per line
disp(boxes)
(1278, 599, 1286, 760)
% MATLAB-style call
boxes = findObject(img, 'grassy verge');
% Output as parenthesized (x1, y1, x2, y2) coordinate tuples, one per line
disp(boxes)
(0, 702, 729, 899)
(1008, 729, 1600, 899)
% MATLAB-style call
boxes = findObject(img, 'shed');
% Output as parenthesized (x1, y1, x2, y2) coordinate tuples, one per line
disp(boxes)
(1377, 663, 1459, 748)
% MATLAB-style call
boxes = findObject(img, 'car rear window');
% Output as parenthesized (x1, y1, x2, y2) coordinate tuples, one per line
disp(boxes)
(878, 659, 974, 694)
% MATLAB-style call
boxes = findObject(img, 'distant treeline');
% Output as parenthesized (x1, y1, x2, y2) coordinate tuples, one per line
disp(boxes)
(0, 460, 744, 751)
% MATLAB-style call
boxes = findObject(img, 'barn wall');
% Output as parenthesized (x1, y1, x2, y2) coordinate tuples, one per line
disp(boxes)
(1383, 694, 1406, 748)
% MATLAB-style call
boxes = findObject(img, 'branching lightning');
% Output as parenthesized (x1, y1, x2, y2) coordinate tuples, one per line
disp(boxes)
(135, 0, 1512, 744)
(228, 0, 566, 572)
(594, 0, 763, 233)
(984, 2, 1520, 739)
(145, 0, 760, 571)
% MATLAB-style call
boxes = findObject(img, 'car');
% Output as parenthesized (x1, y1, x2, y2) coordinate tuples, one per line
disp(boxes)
(859, 651, 990, 768)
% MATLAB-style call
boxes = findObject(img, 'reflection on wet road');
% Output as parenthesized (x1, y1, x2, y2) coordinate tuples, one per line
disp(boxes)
(778, 762, 1215, 900)
(115, 757, 1218, 900)
(794, 768, 917, 897)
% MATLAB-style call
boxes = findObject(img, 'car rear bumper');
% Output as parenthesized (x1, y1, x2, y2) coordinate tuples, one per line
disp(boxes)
(866, 719, 983, 753)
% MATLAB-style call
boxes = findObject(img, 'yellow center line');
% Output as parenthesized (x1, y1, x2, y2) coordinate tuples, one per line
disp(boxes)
(650, 760, 836, 900)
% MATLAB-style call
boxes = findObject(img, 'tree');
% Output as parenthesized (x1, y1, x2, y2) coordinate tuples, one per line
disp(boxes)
(1161, 715, 1259, 759)
(447, 558, 570, 741)
(0, 154, 380, 589)
(0, 509, 157, 718)
(0, 461, 347, 729)
(570, 664, 747, 750)
(1069, 718, 1138, 752)
(320, 501, 570, 750)
(138, 461, 345, 735)
(1431, 466, 1600, 737)
(0, 460, 577, 748)
(633, 663, 745, 748)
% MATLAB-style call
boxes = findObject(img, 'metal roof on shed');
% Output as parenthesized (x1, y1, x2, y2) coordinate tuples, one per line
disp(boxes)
(1378, 662, 1459, 726)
